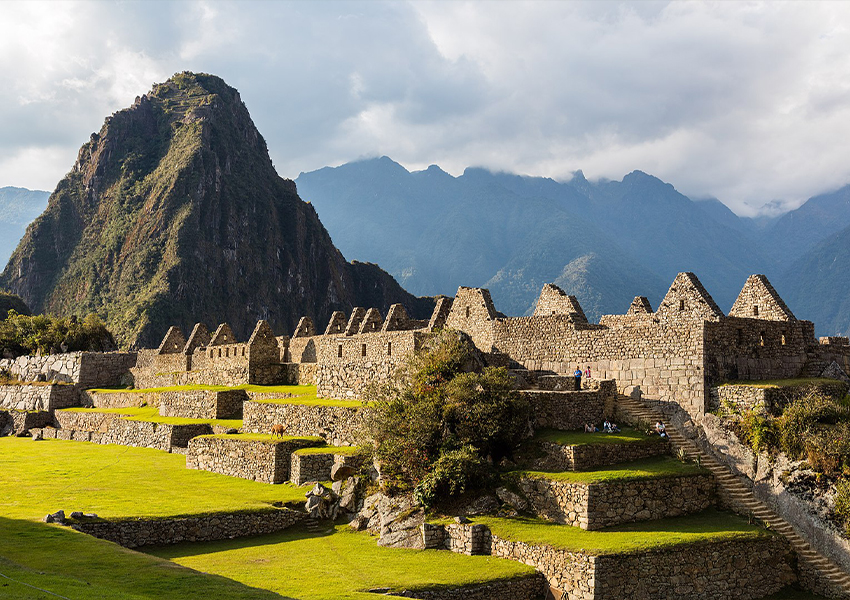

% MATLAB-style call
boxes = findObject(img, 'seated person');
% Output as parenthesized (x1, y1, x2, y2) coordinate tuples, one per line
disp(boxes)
(607, 421, 621, 433)
(655, 421, 668, 438)
(584, 422, 598, 433)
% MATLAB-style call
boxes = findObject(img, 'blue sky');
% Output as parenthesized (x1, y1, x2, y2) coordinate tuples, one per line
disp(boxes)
(3, 1, 850, 216)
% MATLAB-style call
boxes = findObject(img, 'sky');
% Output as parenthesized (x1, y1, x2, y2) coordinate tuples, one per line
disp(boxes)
(2, 1, 850, 216)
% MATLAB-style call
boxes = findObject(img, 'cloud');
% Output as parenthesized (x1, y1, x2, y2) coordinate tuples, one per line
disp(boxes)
(2, 1, 850, 215)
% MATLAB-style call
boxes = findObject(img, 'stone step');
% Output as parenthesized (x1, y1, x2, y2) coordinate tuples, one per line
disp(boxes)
(616, 395, 850, 597)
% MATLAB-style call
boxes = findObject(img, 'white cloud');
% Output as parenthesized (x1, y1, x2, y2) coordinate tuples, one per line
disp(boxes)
(2, 0, 850, 216)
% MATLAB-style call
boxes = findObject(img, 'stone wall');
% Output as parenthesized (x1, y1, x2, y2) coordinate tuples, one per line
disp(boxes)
(0, 409, 54, 436)
(514, 473, 715, 530)
(42, 415, 211, 451)
(710, 381, 849, 415)
(0, 351, 136, 388)
(314, 330, 427, 399)
(524, 381, 616, 431)
(79, 390, 162, 409)
(591, 538, 794, 600)
(242, 400, 368, 446)
(74, 508, 305, 548)
(0, 384, 79, 411)
(388, 574, 545, 600)
(535, 439, 669, 471)
(158, 389, 246, 419)
(430, 522, 792, 600)
(186, 435, 322, 483)
(290, 451, 336, 485)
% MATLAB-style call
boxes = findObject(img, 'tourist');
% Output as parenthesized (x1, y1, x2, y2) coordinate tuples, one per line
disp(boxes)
(584, 423, 598, 433)
(655, 421, 668, 438)
(604, 420, 620, 434)
(584, 366, 591, 379)
(574, 366, 583, 390)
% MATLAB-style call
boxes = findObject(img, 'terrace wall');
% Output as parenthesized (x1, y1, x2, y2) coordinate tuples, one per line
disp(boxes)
(242, 400, 368, 446)
(186, 435, 322, 483)
(515, 473, 716, 530)
(74, 508, 305, 548)
(0, 384, 78, 411)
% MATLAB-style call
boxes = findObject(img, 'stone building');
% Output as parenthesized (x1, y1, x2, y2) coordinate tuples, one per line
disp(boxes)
(134, 272, 850, 418)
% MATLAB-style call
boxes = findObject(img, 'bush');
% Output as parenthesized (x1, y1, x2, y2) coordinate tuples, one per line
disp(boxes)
(413, 446, 492, 508)
(778, 391, 850, 460)
(0, 310, 116, 357)
(737, 410, 778, 455)
(364, 329, 530, 499)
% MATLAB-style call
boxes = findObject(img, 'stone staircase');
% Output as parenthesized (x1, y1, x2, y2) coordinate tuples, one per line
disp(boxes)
(617, 394, 850, 599)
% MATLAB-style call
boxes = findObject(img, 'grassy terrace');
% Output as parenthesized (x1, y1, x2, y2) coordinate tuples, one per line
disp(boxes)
(59, 405, 242, 429)
(198, 433, 323, 444)
(293, 445, 361, 456)
(0, 437, 311, 520)
(533, 426, 663, 446)
(451, 509, 770, 556)
(510, 456, 706, 484)
(0, 436, 532, 599)
(717, 378, 838, 389)
(149, 524, 536, 600)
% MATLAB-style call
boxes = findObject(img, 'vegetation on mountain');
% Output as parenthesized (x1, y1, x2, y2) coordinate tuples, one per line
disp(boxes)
(363, 329, 529, 505)
(0, 310, 114, 357)
(0, 290, 29, 319)
(0, 73, 430, 348)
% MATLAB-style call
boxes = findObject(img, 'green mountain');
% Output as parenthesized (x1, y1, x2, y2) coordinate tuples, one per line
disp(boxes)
(0, 73, 431, 348)
(0, 186, 49, 268)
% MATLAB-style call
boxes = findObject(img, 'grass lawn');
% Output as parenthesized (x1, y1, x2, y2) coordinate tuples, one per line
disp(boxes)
(0, 437, 312, 520)
(510, 455, 705, 484)
(148, 523, 536, 600)
(533, 426, 663, 446)
(0, 518, 285, 600)
(60, 405, 242, 429)
(469, 509, 770, 555)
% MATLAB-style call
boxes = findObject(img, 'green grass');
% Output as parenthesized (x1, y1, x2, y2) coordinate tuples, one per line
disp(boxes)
(510, 456, 705, 484)
(293, 445, 362, 456)
(719, 378, 837, 389)
(199, 433, 323, 444)
(59, 405, 242, 429)
(147, 523, 536, 600)
(533, 426, 662, 446)
(0, 518, 284, 600)
(0, 437, 312, 520)
(467, 509, 770, 555)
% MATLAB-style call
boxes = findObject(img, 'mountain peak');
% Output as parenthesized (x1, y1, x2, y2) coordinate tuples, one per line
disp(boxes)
(1, 74, 428, 347)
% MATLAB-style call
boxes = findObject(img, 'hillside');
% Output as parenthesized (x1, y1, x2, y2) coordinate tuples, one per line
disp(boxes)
(0, 73, 431, 348)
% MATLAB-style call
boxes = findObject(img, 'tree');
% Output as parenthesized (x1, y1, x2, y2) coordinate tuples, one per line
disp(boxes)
(363, 329, 529, 505)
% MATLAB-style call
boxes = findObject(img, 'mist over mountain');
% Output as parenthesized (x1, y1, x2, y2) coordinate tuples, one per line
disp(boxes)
(0, 74, 431, 347)
(0, 187, 49, 268)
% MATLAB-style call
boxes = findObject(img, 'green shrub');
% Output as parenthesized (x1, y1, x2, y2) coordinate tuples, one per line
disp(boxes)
(413, 446, 491, 508)
(738, 410, 778, 455)
(778, 391, 850, 460)
(0, 310, 115, 357)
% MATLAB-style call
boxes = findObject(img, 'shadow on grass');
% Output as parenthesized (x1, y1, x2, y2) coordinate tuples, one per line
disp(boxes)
(148, 522, 334, 560)
(0, 517, 291, 600)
